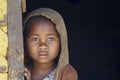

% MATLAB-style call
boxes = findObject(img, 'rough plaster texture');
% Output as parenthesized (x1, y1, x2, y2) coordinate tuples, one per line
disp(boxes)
(0, 0, 8, 80)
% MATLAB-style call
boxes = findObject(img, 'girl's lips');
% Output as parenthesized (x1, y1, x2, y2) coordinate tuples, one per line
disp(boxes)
(38, 51, 48, 58)
(39, 53, 48, 56)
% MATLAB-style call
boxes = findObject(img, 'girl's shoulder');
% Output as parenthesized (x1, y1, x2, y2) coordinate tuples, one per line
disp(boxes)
(59, 64, 78, 80)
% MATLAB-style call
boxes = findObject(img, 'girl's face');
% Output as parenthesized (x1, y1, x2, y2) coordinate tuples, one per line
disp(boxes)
(26, 19, 60, 64)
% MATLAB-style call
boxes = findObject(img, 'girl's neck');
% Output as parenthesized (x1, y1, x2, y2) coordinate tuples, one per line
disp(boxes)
(32, 61, 56, 74)
(29, 61, 56, 80)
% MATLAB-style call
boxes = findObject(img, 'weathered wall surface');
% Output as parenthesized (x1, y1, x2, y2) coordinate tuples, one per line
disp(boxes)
(0, 0, 8, 80)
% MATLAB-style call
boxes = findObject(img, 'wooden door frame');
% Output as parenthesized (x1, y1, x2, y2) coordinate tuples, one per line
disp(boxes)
(7, 0, 26, 80)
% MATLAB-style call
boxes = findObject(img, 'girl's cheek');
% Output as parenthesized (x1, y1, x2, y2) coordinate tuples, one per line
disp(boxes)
(27, 40, 37, 46)
(46, 42, 54, 47)
(48, 42, 58, 48)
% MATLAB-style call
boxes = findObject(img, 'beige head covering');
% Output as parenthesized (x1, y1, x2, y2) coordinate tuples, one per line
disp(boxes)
(24, 8, 69, 80)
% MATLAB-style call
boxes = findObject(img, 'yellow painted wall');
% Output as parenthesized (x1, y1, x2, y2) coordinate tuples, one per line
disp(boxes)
(0, 0, 8, 80)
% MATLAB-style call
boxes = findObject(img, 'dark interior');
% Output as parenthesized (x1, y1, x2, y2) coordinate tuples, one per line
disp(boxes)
(23, 0, 120, 80)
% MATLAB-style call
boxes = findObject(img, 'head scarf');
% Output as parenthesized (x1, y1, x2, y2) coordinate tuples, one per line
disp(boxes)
(24, 8, 69, 80)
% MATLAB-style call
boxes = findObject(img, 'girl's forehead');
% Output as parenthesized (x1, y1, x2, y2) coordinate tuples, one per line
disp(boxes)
(27, 22, 59, 38)
(28, 20, 58, 34)
(28, 17, 55, 28)
(31, 19, 55, 29)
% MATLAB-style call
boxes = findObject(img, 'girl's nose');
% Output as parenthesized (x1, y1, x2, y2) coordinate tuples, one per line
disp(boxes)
(39, 42, 48, 51)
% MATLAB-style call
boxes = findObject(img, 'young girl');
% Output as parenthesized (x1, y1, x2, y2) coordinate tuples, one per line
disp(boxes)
(23, 8, 78, 80)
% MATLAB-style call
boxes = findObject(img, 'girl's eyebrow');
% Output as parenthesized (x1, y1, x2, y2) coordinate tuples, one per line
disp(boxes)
(29, 33, 39, 36)
(29, 32, 58, 36)
(47, 32, 58, 36)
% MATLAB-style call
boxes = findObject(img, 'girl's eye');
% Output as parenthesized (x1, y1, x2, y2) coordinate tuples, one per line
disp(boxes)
(48, 37, 55, 41)
(31, 37, 39, 41)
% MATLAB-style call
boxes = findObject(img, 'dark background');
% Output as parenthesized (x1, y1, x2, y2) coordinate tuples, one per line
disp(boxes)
(23, 0, 120, 80)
